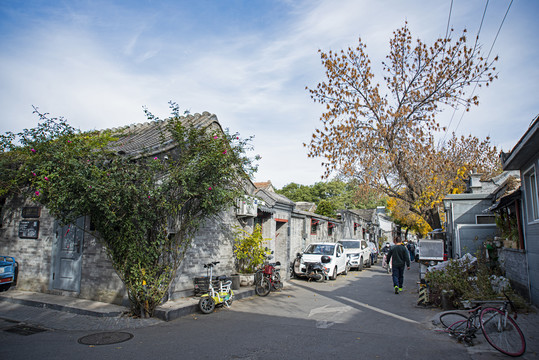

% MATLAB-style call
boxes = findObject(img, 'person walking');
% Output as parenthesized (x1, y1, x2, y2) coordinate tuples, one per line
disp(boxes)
(407, 241, 415, 262)
(386, 236, 410, 294)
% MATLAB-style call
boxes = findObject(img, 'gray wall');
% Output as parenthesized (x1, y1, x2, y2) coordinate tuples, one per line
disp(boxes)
(0, 196, 125, 303)
(0, 195, 245, 305)
(445, 196, 495, 258)
(0, 197, 54, 293)
(170, 210, 242, 300)
(499, 248, 529, 301)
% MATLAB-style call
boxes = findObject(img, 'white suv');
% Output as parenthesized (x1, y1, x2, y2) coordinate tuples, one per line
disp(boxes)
(338, 239, 371, 270)
(298, 242, 348, 280)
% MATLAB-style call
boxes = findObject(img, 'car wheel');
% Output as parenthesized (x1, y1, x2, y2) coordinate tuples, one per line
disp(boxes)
(329, 267, 337, 280)
(343, 262, 350, 275)
(358, 258, 363, 271)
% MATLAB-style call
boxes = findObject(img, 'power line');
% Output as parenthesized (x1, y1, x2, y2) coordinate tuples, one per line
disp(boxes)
(486, 0, 513, 60)
(453, 0, 513, 135)
(445, 0, 453, 40)
(442, 0, 488, 144)
(474, 0, 490, 47)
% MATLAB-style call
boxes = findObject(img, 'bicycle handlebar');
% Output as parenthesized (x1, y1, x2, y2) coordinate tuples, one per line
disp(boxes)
(204, 261, 220, 268)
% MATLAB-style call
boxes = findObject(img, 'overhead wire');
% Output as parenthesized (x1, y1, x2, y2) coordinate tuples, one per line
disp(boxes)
(441, 0, 456, 145)
(452, 0, 513, 135)
(442, 0, 490, 144)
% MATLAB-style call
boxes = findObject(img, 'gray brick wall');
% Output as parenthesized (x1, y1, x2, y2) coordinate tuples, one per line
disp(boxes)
(1, 195, 244, 305)
(499, 248, 529, 300)
(79, 221, 126, 304)
(0, 197, 53, 293)
(168, 210, 243, 300)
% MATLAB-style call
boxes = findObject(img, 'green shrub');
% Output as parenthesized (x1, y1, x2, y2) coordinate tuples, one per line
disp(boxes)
(233, 224, 271, 273)
(425, 252, 500, 308)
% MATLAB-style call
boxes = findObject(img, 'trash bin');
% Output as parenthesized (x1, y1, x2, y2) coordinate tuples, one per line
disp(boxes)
(231, 274, 241, 290)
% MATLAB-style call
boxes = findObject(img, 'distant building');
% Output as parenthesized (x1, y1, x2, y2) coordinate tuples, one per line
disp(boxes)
(443, 171, 519, 259)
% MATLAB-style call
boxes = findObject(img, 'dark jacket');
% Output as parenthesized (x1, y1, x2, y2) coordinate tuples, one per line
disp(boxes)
(387, 244, 410, 268)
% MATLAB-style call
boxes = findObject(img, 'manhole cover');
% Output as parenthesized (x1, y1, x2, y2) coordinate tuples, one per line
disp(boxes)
(5, 324, 47, 336)
(78, 332, 133, 345)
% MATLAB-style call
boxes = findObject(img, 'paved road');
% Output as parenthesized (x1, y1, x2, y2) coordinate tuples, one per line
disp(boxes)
(1, 262, 537, 359)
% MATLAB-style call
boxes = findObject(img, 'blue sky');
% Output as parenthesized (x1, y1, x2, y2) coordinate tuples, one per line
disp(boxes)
(1, 0, 538, 188)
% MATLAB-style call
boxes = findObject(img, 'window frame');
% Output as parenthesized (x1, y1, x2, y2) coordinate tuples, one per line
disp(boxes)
(311, 219, 319, 235)
(327, 222, 335, 236)
(476, 215, 496, 224)
(523, 165, 539, 223)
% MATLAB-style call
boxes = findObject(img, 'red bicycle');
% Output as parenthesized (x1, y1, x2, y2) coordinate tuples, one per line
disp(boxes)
(255, 258, 283, 296)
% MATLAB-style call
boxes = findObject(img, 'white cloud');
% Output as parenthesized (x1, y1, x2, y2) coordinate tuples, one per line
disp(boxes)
(1, 0, 537, 188)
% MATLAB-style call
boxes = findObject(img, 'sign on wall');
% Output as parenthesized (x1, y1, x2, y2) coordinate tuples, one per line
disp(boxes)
(22, 206, 41, 218)
(19, 220, 40, 239)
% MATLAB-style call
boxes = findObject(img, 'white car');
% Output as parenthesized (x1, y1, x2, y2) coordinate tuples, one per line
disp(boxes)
(298, 242, 348, 280)
(338, 239, 371, 270)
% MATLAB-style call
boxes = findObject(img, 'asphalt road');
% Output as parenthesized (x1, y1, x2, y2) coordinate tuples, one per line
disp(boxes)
(0, 262, 528, 359)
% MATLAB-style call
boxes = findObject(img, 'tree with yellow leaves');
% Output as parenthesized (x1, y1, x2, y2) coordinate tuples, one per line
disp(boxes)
(306, 23, 501, 229)
(387, 197, 432, 238)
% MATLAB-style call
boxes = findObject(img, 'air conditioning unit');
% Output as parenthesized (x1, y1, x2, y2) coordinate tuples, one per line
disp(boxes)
(236, 196, 258, 217)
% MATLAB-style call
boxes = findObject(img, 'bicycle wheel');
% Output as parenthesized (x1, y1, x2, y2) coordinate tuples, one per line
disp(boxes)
(255, 277, 271, 297)
(480, 307, 526, 357)
(272, 272, 283, 290)
(440, 312, 468, 329)
(254, 270, 263, 285)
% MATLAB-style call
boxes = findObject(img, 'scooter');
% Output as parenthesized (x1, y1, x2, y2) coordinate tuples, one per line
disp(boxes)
(304, 261, 327, 282)
(291, 252, 328, 282)
(198, 261, 234, 314)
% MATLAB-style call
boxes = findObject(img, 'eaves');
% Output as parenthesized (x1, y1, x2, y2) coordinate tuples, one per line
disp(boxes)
(502, 115, 539, 170)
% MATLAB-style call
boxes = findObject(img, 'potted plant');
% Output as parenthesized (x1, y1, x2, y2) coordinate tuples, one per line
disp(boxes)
(233, 224, 271, 286)
(495, 213, 519, 249)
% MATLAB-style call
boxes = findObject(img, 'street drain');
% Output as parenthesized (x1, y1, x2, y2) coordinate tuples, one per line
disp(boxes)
(78, 332, 134, 346)
(5, 324, 47, 336)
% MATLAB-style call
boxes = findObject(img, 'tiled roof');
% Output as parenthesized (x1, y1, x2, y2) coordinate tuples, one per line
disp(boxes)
(255, 188, 295, 207)
(254, 181, 272, 190)
(341, 208, 376, 221)
(109, 112, 220, 157)
(295, 202, 317, 212)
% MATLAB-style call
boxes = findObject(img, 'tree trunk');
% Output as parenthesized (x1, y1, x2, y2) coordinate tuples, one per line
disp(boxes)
(424, 208, 442, 231)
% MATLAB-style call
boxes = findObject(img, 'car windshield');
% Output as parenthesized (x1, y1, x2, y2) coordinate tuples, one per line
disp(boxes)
(304, 244, 335, 255)
(339, 241, 360, 249)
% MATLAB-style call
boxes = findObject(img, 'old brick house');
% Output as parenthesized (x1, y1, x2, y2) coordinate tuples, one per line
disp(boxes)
(1, 115, 392, 306)
(0, 112, 256, 304)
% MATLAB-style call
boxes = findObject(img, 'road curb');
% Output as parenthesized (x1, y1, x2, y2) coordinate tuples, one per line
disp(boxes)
(154, 288, 256, 321)
(0, 294, 124, 318)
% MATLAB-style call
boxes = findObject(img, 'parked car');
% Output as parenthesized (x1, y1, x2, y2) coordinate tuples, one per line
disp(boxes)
(367, 241, 378, 264)
(295, 242, 348, 280)
(0, 256, 18, 291)
(338, 239, 371, 270)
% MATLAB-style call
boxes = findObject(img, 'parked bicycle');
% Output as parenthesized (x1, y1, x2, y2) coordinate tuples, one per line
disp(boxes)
(437, 295, 526, 357)
(255, 256, 283, 297)
(198, 261, 234, 314)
